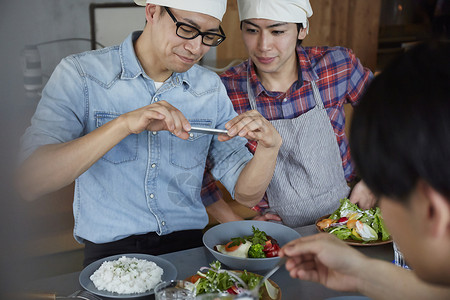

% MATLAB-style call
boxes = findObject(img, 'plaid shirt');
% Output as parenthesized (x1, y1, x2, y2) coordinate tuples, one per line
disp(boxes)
(202, 45, 373, 212)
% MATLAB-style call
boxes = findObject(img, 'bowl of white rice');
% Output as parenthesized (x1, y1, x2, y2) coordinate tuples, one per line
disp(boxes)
(79, 253, 177, 298)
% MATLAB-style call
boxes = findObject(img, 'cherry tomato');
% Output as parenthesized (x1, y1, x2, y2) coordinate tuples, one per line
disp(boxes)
(263, 240, 273, 252)
(263, 240, 280, 257)
(226, 286, 239, 295)
(225, 241, 241, 252)
(338, 217, 348, 223)
(189, 274, 202, 284)
(265, 244, 280, 257)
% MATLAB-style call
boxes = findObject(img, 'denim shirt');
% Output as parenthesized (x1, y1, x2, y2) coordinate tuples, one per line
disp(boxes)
(21, 32, 252, 243)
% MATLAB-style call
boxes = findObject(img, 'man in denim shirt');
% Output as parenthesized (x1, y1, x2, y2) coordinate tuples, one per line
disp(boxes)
(18, 0, 282, 266)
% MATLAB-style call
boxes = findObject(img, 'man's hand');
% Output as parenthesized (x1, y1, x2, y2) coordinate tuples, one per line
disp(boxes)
(349, 180, 376, 209)
(226, 110, 281, 207)
(120, 100, 191, 140)
(279, 233, 367, 292)
(219, 110, 282, 149)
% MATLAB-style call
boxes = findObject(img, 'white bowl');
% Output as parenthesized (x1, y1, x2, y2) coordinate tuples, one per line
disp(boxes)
(203, 220, 301, 272)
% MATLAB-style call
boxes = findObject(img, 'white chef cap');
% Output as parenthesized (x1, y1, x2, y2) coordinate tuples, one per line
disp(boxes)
(134, 0, 227, 22)
(237, 0, 313, 30)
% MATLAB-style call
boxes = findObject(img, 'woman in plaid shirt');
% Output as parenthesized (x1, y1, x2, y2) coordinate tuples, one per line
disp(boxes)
(203, 0, 375, 227)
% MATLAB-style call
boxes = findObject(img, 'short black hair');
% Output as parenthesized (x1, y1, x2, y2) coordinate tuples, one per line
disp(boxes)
(296, 23, 304, 46)
(350, 39, 450, 202)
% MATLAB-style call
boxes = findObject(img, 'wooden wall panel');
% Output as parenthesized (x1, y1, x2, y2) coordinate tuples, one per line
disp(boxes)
(217, 0, 247, 62)
(218, 0, 381, 71)
(302, 0, 381, 71)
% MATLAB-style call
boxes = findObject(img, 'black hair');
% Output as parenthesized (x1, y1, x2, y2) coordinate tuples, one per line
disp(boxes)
(350, 39, 450, 203)
(296, 23, 304, 46)
(160, 6, 166, 16)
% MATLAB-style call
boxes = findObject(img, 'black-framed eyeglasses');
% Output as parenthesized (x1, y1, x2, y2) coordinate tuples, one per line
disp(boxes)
(164, 6, 226, 47)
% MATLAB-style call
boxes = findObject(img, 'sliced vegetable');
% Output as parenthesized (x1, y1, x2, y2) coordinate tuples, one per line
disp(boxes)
(225, 241, 242, 252)
(190, 274, 202, 284)
(355, 220, 378, 241)
(264, 279, 279, 300)
(351, 228, 362, 240)
(338, 217, 348, 223)
(317, 218, 336, 230)
(347, 219, 358, 229)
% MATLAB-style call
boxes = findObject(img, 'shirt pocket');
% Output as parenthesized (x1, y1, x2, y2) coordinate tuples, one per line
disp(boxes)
(95, 112, 138, 164)
(169, 120, 212, 170)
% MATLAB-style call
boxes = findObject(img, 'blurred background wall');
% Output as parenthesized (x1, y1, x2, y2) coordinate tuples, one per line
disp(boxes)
(0, 0, 144, 295)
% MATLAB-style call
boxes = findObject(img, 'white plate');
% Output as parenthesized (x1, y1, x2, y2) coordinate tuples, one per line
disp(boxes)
(79, 253, 177, 298)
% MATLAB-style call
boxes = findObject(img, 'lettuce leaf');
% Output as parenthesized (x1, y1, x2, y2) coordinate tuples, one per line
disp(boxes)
(327, 226, 352, 240)
(373, 207, 391, 241)
(329, 198, 360, 219)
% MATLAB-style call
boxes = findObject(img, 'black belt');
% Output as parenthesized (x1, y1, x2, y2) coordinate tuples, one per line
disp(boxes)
(83, 229, 203, 266)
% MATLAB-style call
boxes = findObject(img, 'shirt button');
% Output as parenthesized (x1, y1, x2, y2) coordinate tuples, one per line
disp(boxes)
(189, 133, 194, 138)
(149, 193, 155, 199)
(152, 131, 157, 135)
(283, 98, 288, 102)
(154, 97, 158, 102)
(151, 163, 156, 168)
(161, 221, 166, 226)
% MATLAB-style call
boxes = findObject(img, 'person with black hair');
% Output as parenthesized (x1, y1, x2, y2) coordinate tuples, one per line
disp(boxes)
(18, 0, 282, 266)
(279, 40, 450, 299)
(202, 0, 375, 227)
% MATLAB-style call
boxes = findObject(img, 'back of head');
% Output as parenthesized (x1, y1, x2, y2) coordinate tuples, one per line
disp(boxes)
(350, 40, 450, 202)
(134, 0, 227, 21)
(237, 0, 313, 29)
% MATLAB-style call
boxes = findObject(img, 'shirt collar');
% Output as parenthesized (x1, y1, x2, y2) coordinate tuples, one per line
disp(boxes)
(297, 45, 319, 82)
(119, 31, 190, 88)
(247, 53, 307, 98)
(247, 60, 266, 97)
(119, 31, 144, 80)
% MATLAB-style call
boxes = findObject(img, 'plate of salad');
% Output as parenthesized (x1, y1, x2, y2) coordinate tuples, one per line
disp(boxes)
(203, 220, 301, 271)
(186, 261, 281, 300)
(315, 198, 392, 246)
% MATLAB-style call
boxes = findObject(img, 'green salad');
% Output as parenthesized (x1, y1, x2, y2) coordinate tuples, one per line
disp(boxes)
(190, 261, 279, 299)
(317, 198, 390, 242)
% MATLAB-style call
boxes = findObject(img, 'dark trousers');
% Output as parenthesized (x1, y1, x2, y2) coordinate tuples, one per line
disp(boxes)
(83, 229, 203, 267)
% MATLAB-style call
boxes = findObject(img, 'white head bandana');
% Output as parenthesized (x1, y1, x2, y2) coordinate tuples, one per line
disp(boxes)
(237, 0, 313, 32)
(134, 0, 227, 22)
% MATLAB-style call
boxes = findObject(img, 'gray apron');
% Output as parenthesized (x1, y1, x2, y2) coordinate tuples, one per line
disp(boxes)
(247, 77, 350, 227)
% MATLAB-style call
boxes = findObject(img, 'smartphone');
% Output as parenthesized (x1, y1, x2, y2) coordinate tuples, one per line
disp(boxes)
(189, 126, 228, 135)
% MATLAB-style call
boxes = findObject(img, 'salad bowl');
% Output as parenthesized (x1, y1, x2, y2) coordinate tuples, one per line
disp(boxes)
(202, 220, 301, 272)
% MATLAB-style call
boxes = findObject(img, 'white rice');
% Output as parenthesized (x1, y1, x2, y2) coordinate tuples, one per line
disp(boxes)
(90, 256, 164, 294)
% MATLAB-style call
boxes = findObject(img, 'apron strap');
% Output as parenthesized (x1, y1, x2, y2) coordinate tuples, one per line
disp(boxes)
(310, 81, 324, 109)
(246, 77, 258, 111)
